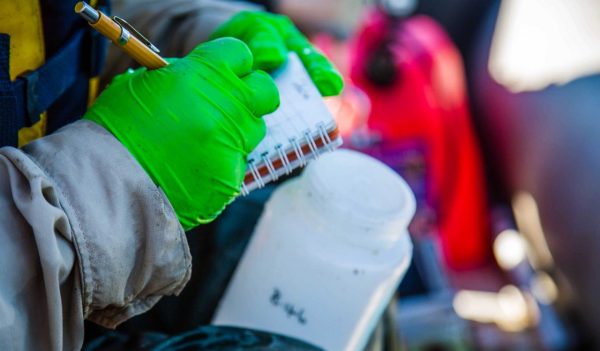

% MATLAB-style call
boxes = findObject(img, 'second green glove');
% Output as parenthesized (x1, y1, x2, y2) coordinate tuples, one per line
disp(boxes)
(211, 11, 344, 97)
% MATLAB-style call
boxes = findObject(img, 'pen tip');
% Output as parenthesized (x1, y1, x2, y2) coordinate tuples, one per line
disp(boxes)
(74, 1, 100, 23)
(74, 2, 85, 13)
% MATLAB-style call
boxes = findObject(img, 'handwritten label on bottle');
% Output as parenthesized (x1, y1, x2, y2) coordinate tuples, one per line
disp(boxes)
(270, 288, 307, 325)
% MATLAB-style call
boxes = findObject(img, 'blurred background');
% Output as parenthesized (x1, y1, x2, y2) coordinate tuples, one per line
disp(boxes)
(88, 0, 600, 350)
(314, 1, 600, 349)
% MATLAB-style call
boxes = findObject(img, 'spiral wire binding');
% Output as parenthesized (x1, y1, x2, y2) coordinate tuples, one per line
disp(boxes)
(317, 122, 333, 152)
(262, 152, 278, 181)
(304, 129, 320, 158)
(275, 143, 293, 175)
(290, 137, 307, 167)
(248, 159, 265, 189)
(242, 124, 336, 195)
(241, 182, 250, 196)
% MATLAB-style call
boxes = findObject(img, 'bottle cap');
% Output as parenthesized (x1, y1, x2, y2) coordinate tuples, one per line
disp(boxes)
(299, 149, 416, 250)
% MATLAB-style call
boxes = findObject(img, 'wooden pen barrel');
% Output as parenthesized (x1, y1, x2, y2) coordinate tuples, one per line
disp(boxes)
(88, 11, 167, 69)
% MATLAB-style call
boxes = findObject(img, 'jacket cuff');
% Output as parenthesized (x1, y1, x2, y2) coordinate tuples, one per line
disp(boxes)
(23, 120, 191, 328)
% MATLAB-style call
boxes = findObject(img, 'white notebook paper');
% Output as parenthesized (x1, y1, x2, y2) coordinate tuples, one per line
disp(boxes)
(242, 53, 342, 195)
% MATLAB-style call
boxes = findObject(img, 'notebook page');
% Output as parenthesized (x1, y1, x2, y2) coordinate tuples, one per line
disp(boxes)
(246, 53, 336, 164)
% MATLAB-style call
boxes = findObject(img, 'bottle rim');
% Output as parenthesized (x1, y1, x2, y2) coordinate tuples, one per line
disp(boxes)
(296, 150, 416, 250)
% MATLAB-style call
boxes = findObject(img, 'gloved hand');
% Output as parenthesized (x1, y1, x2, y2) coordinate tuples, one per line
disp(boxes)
(210, 11, 344, 97)
(84, 38, 279, 230)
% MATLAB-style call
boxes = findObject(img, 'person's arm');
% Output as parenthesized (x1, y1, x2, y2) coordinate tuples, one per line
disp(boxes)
(0, 37, 279, 350)
(0, 121, 191, 350)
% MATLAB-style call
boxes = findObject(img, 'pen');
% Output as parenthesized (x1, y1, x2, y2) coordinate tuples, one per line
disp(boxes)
(74, 1, 168, 69)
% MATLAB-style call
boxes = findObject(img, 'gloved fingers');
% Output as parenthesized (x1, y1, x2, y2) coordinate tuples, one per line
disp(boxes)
(237, 110, 268, 154)
(209, 11, 250, 39)
(240, 70, 280, 117)
(209, 11, 343, 95)
(211, 11, 288, 71)
(226, 70, 277, 153)
(285, 29, 344, 97)
(247, 30, 288, 71)
(186, 37, 253, 77)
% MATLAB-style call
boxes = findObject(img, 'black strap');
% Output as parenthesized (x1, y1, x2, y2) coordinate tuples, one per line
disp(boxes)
(14, 29, 86, 124)
(0, 28, 97, 147)
(0, 34, 22, 147)
(0, 0, 111, 148)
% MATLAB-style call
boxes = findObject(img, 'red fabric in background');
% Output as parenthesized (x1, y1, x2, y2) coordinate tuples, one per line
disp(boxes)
(348, 11, 491, 269)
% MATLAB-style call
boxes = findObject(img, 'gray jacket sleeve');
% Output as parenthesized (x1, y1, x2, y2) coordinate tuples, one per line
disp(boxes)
(0, 120, 191, 350)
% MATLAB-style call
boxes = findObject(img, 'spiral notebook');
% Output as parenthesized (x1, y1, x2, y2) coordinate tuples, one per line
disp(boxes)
(242, 54, 343, 195)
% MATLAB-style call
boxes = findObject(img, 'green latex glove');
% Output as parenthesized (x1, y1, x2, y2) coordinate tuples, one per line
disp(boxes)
(210, 11, 344, 97)
(84, 38, 280, 230)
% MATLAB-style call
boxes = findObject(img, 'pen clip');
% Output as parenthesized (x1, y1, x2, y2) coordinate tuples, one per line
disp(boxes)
(112, 16, 160, 53)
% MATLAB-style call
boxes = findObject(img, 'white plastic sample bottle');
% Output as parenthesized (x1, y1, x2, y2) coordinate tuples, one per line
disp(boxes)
(212, 149, 416, 351)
